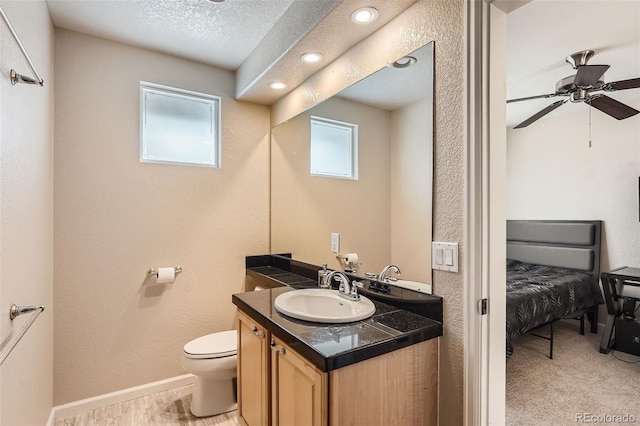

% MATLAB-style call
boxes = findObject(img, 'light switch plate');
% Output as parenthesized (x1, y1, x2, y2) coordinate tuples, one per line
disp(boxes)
(432, 242, 458, 272)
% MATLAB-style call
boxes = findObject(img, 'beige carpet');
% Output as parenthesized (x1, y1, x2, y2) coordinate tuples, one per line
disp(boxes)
(506, 320, 640, 425)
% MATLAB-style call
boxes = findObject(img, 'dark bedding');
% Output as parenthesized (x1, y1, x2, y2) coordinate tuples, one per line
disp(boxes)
(506, 259, 603, 356)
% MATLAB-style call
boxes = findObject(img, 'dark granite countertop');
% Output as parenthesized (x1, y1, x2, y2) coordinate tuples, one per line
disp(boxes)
(246, 256, 443, 323)
(234, 268, 443, 372)
(247, 266, 317, 288)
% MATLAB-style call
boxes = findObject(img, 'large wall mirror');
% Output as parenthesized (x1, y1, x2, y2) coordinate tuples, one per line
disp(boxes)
(270, 42, 434, 284)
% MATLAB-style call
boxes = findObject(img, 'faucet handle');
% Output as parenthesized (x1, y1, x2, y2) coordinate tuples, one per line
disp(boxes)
(338, 277, 349, 293)
(350, 281, 361, 300)
(320, 273, 331, 289)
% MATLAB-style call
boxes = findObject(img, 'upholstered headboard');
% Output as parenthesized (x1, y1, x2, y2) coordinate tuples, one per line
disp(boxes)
(506, 220, 602, 279)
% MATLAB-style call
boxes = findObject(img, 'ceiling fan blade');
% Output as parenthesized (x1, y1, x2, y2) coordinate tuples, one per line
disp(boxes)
(507, 93, 558, 103)
(586, 95, 640, 120)
(514, 99, 567, 129)
(574, 65, 610, 87)
(604, 77, 640, 91)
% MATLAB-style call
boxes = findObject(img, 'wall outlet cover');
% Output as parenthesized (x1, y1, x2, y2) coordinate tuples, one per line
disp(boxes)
(331, 233, 340, 253)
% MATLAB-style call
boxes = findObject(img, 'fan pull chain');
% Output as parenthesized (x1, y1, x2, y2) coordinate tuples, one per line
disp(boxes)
(589, 105, 591, 148)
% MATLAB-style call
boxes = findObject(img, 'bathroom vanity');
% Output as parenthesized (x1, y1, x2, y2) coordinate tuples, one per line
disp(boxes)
(233, 255, 443, 426)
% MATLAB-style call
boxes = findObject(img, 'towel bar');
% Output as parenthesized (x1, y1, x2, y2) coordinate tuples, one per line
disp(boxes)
(0, 304, 45, 365)
(0, 5, 44, 86)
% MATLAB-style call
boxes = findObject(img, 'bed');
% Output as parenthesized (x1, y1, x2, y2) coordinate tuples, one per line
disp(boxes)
(506, 220, 604, 358)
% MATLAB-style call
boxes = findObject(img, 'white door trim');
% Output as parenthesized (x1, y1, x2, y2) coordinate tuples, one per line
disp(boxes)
(464, 1, 507, 425)
(463, 0, 486, 424)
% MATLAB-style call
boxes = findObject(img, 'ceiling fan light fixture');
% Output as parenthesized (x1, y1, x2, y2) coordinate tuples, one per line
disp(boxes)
(351, 7, 378, 24)
(570, 90, 589, 103)
(301, 52, 323, 63)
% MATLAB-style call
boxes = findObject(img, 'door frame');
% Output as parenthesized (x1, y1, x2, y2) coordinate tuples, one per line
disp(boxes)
(464, 1, 507, 424)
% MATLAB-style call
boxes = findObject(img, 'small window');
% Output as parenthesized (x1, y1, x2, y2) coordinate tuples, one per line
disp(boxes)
(140, 82, 221, 167)
(310, 116, 358, 180)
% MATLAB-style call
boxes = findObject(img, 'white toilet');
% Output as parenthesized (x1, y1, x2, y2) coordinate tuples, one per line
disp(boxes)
(181, 330, 238, 417)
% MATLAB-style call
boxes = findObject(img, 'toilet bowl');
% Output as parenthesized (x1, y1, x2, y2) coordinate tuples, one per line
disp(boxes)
(181, 330, 237, 417)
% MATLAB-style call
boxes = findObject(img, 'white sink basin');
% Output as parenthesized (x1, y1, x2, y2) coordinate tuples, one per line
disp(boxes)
(274, 289, 376, 323)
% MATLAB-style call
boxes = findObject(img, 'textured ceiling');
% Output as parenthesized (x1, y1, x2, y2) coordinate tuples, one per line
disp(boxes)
(46, 0, 295, 70)
(45, 0, 418, 105)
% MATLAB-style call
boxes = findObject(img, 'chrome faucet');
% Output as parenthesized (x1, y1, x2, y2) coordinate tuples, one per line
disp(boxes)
(325, 270, 360, 301)
(379, 264, 401, 283)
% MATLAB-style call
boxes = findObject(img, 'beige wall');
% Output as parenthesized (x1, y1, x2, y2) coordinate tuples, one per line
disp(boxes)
(390, 97, 433, 283)
(271, 97, 391, 273)
(272, 0, 465, 423)
(0, 1, 54, 424)
(54, 29, 270, 404)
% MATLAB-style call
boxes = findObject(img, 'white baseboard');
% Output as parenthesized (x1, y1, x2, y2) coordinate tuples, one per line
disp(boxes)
(52, 373, 195, 421)
(46, 407, 55, 426)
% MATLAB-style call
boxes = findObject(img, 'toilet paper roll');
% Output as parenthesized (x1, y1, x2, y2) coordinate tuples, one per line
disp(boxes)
(345, 253, 359, 264)
(156, 267, 175, 284)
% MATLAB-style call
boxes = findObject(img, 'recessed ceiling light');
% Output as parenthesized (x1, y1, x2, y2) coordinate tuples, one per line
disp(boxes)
(269, 82, 288, 90)
(351, 7, 379, 24)
(301, 52, 323, 63)
(207, 0, 226, 3)
(392, 56, 417, 69)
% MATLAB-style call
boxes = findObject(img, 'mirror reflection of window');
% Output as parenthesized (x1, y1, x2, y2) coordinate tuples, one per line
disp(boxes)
(310, 116, 358, 180)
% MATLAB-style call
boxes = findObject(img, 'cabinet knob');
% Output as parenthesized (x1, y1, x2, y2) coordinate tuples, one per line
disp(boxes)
(270, 340, 286, 355)
(252, 326, 266, 339)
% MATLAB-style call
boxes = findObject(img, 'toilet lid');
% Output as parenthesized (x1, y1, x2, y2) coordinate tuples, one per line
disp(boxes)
(183, 330, 237, 359)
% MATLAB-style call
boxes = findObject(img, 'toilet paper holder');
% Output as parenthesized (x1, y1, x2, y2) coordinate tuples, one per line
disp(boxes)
(336, 253, 361, 269)
(147, 266, 183, 278)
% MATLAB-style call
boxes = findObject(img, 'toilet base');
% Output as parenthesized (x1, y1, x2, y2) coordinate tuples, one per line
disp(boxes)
(189, 376, 237, 418)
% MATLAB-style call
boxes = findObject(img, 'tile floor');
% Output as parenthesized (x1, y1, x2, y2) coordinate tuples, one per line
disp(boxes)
(54, 385, 239, 426)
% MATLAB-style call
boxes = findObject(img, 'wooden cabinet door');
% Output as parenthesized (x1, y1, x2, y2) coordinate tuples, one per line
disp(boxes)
(270, 337, 327, 426)
(237, 311, 270, 426)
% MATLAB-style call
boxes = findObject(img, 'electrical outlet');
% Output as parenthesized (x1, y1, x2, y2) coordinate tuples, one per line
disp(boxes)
(331, 233, 340, 253)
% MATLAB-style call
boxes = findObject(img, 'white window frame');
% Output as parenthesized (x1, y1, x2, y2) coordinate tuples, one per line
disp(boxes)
(309, 116, 359, 180)
(140, 81, 221, 167)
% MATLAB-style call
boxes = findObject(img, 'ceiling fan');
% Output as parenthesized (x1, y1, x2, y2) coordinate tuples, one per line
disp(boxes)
(508, 50, 640, 129)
